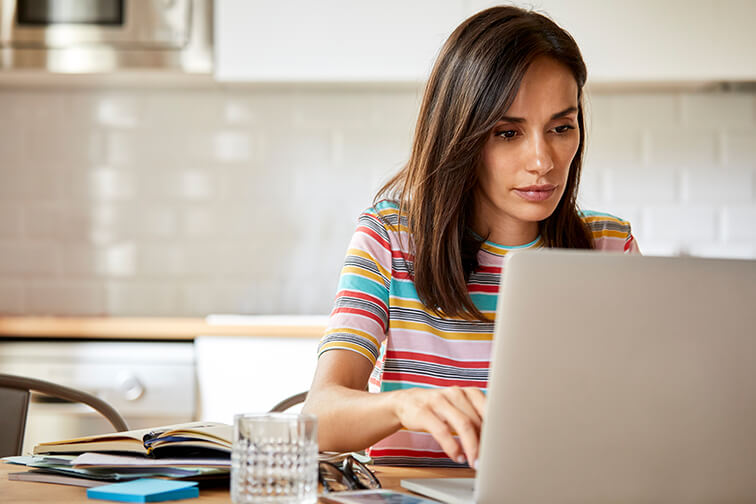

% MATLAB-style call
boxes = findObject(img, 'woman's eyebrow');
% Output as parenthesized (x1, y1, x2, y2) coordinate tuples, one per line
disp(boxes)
(550, 106, 578, 119)
(499, 106, 578, 123)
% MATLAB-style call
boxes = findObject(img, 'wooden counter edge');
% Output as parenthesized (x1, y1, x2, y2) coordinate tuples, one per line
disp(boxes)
(0, 317, 326, 340)
(0, 462, 474, 504)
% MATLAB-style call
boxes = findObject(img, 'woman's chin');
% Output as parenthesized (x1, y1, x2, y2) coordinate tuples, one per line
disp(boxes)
(515, 203, 559, 223)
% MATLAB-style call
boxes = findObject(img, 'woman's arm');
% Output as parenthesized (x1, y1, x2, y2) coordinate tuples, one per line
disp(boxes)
(302, 349, 487, 467)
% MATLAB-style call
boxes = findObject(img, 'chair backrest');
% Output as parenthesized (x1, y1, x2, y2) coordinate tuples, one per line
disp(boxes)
(269, 391, 308, 413)
(0, 373, 129, 457)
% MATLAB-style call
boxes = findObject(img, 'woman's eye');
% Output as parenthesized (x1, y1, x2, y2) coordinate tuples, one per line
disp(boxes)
(554, 124, 575, 134)
(497, 130, 518, 139)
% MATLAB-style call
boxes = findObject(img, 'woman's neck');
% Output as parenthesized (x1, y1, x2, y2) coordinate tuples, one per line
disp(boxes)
(473, 198, 540, 247)
(481, 222, 539, 247)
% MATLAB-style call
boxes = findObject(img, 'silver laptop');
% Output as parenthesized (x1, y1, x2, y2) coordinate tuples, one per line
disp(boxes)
(402, 250, 756, 504)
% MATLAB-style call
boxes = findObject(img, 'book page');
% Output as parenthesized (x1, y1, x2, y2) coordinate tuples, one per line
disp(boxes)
(149, 422, 232, 447)
(72, 453, 231, 468)
(33, 421, 231, 455)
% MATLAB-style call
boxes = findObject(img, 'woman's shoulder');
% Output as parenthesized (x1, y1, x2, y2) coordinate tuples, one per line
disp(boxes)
(579, 209, 632, 229)
(363, 199, 401, 218)
(352, 199, 413, 248)
(360, 199, 408, 229)
(579, 209, 637, 252)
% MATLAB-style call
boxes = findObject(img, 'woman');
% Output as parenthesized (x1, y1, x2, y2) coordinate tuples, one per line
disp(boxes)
(302, 5, 640, 469)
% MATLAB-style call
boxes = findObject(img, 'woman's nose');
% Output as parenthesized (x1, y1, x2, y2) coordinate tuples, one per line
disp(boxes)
(526, 135, 554, 175)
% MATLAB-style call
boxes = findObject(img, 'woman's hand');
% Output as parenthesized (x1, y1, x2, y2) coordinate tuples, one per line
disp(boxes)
(305, 350, 486, 466)
(393, 386, 486, 467)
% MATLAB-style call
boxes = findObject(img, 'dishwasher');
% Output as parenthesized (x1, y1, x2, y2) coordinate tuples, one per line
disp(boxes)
(0, 340, 196, 455)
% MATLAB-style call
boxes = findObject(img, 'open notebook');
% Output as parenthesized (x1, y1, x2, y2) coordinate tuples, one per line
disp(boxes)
(33, 422, 232, 458)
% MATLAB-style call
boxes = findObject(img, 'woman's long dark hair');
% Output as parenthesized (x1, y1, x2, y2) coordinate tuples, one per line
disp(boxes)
(375, 6, 594, 322)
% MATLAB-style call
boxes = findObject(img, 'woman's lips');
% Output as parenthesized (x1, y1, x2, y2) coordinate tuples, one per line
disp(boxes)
(513, 184, 557, 202)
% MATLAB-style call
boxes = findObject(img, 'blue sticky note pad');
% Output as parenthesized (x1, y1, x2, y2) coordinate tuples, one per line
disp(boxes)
(86, 478, 199, 502)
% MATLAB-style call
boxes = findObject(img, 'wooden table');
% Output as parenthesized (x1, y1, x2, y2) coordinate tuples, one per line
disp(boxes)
(0, 316, 326, 340)
(1, 462, 475, 503)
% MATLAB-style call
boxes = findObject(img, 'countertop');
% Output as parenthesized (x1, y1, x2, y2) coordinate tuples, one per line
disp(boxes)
(0, 316, 327, 341)
(0, 462, 476, 503)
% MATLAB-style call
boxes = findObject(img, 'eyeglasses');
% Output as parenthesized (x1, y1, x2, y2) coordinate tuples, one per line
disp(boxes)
(318, 454, 382, 492)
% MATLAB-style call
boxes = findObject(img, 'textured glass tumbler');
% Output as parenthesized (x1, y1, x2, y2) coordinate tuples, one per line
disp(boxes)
(231, 413, 318, 504)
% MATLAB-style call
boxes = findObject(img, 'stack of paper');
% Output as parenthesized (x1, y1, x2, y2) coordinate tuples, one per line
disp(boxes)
(3, 453, 229, 486)
(2, 422, 233, 487)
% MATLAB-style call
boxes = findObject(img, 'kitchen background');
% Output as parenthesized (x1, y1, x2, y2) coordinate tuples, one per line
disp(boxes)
(1, 0, 755, 317)
(1, 85, 754, 316)
(0, 0, 755, 449)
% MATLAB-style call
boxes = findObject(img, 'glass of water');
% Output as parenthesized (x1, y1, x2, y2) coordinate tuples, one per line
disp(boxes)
(231, 413, 318, 504)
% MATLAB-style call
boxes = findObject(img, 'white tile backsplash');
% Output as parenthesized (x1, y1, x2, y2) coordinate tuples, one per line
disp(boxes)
(89, 94, 143, 129)
(642, 206, 719, 243)
(219, 91, 298, 128)
(584, 127, 643, 167)
(104, 281, 179, 316)
(576, 169, 602, 209)
(180, 206, 221, 237)
(0, 161, 65, 200)
(134, 244, 186, 277)
(62, 242, 136, 277)
(0, 125, 27, 164)
(0, 281, 23, 314)
(646, 129, 720, 168)
(370, 90, 423, 131)
(145, 170, 219, 201)
(142, 90, 226, 129)
(681, 168, 753, 204)
(0, 243, 60, 275)
(0, 85, 754, 315)
(25, 281, 105, 315)
(602, 93, 682, 128)
(336, 128, 412, 174)
(70, 168, 138, 201)
(722, 206, 756, 241)
(681, 93, 754, 127)
(212, 130, 254, 163)
(723, 129, 756, 167)
(603, 168, 680, 204)
(0, 204, 22, 237)
(22, 203, 68, 239)
(293, 91, 379, 129)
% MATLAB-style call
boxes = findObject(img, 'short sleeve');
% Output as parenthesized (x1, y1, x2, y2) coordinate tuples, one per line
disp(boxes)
(582, 211, 641, 254)
(624, 233, 641, 255)
(317, 209, 393, 366)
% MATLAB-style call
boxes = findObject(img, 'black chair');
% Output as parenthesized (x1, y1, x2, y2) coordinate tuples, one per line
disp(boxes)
(269, 391, 308, 413)
(0, 373, 129, 457)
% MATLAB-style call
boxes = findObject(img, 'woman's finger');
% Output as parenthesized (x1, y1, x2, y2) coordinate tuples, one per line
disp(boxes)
(441, 387, 483, 428)
(413, 407, 465, 463)
(463, 387, 487, 419)
(432, 395, 480, 466)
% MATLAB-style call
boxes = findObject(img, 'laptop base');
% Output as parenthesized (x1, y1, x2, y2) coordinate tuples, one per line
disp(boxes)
(400, 478, 474, 504)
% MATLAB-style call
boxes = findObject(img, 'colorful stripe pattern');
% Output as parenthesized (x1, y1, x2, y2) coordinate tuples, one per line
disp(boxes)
(318, 200, 640, 466)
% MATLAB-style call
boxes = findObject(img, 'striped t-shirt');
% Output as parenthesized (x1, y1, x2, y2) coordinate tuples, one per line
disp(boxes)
(318, 200, 640, 466)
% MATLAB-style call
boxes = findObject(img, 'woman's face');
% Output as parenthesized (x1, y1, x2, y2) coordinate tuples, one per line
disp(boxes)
(476, 56, 580, 243)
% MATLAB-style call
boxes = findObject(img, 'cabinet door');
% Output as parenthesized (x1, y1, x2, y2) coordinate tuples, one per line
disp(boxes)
(195, 336, 320, 422)
(215, 0, 468, 82)
(470, 0, 756, 84)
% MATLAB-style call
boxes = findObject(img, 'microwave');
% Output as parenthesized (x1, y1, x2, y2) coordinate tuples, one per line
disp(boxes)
(0, 0, 212, 73)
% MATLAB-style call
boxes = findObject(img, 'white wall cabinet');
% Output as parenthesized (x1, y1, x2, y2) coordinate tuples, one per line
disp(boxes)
(215, 0, 756, 85)
(486, 0, 756, 85)
(214, 0, 468, 82)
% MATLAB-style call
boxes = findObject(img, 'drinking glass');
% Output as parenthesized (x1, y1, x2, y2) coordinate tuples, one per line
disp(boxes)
(231, 413, 318, 504)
